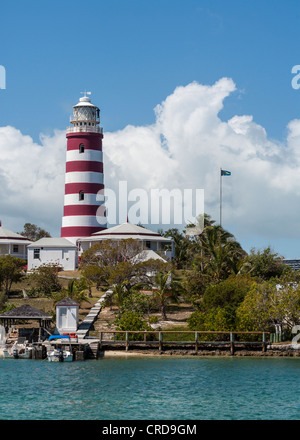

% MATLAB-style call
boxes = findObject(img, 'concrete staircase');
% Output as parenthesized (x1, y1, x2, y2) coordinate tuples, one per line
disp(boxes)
(76, 289, 112, 340)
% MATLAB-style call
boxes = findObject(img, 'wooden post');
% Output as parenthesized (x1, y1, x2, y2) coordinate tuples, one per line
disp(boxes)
(125, 332, 129, 351)
(144, 331, 147, 342)
(195, 332, 198, 353)
(99, 332, 102, 350)
(38, 320, 41, 342)
(230, 332, 235, 355)
(262, 332, 266, 353)
(159, 332, 163, 352)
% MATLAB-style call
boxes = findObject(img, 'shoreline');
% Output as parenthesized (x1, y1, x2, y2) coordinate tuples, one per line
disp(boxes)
(99, 347, 300, 358)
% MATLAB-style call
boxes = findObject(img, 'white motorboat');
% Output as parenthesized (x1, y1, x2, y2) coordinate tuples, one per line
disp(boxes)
(47, 347, 73, 362)
(3, 340, 32, 359)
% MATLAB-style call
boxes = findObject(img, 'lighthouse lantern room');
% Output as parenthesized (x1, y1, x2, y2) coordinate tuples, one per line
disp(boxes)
(61, 93, 107, 244)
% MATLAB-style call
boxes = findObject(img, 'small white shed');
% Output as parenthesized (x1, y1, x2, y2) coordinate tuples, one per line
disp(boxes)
(27, 237, 78, 271)
(55, 297, 79, 334)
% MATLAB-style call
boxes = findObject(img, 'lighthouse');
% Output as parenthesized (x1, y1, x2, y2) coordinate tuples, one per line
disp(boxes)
(61, 92, 107, 244)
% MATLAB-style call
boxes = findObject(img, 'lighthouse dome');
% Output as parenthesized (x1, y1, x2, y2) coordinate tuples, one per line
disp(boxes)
(75, 96, 94, 107)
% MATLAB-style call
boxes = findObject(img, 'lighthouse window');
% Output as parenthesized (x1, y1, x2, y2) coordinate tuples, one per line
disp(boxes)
(79, 144, 84, 154)
(79, 191, 84, 201)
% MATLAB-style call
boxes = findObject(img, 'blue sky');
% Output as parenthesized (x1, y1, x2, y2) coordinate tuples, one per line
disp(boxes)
(1, 0, 300, 258)
(1, 0, 299, 141)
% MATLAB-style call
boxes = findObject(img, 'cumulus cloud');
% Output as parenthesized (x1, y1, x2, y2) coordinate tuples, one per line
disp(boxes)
(0, 127, 66, 234)
(1, 77, 300, 257)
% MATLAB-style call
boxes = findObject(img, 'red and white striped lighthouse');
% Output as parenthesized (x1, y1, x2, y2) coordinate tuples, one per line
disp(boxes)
(61, 92, 107, 244)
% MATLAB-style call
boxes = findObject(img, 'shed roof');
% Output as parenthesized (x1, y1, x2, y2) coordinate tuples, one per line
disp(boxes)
(0, 304, 52, 320)
(27, 237, 77, 248)
(56, 297, 79, 307)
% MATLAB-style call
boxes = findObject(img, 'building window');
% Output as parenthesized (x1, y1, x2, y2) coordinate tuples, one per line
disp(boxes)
(13, 245, 19, 253)
(79, 143, 84, 153)
(146, 241, 151, 249)
(33, 249, 40, 259)
(79, 190, 84, 201)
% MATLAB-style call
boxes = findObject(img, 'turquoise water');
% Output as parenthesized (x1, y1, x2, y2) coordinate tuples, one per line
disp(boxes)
(0, 356, 299, 420)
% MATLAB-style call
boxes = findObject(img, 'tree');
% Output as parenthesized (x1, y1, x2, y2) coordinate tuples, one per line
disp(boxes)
(19, 223, 51, 241)
(163, 228, 191, 269)
(53, 278, 89, 305)
(195, 224, 246, 282)
(80, 239, 170, 295)
(201, 274, 254, 311)
(239, 247, 290, 281)
(0, 255, 25, 294)
(236, 281, 300, 332)
(187, 274, 254, 331)
(151, 270, 180, 320)
(81, 265, 105, 296)
(30, 263, 62, 297)
(120, 289, 154, 320)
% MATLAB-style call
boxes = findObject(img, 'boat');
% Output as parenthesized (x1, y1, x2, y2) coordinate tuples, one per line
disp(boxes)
(48, 335, 72, 341)
(47, 335, 73, 362)
(3, 340, 32, 359)
(47, 347, 73, 362)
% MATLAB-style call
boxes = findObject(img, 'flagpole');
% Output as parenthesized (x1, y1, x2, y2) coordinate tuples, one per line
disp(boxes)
(220, 167, 222, 226)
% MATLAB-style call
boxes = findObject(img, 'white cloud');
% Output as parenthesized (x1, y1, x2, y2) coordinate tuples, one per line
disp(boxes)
(0, 127, 65, 234)
(1, 78, 300, 257)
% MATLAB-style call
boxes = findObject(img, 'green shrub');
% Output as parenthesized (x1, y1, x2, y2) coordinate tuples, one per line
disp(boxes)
(114, 311, 151, 341)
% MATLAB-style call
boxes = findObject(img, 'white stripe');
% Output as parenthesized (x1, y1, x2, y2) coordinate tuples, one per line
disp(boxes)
(62, 215, 106, 227)
(66, 150, 103, 162)
(63, 193, 104, 206)
(65, 171, 104, 184)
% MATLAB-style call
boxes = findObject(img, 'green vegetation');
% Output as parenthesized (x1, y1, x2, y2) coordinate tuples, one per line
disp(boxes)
(1, 215, 300, 338)
(0, 254, 25, 294)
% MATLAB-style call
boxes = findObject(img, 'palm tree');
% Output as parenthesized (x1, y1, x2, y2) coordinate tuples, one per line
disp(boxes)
(111, 281, 129, 308)
(197, 224, 246, 282)
(152, 270, 180, 320)
(55, 278, 89, 304)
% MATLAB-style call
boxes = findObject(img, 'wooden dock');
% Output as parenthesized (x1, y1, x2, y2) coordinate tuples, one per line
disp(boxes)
(97, 330, 270, 355)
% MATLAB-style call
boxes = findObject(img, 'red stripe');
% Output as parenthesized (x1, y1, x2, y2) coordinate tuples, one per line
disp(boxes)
(66, 133, 102, 151)
(61, 226, 106, 238)
(0, 236, 29, 241)
(64, 183, 104, 195)
(99, 232, 160, 237)
(63, 205, 102, 216)
(66, 161, 103, 173)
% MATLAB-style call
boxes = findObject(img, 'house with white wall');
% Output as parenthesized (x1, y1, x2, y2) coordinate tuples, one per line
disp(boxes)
(78, 222, 174, 260)
(0, 222, 32, 260)
(27, 237, 78, 271)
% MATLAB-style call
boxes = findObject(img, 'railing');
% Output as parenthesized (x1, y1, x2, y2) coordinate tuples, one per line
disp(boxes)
(98, 331, 270, 354)
(66, 125, 103, 134)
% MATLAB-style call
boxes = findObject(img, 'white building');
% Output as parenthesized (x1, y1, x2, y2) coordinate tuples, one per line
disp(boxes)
(78, 222, 174, 259)
(0, 222, 32, 260)
(27, 238, 78, 271)
(55, 297, 79, 334)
